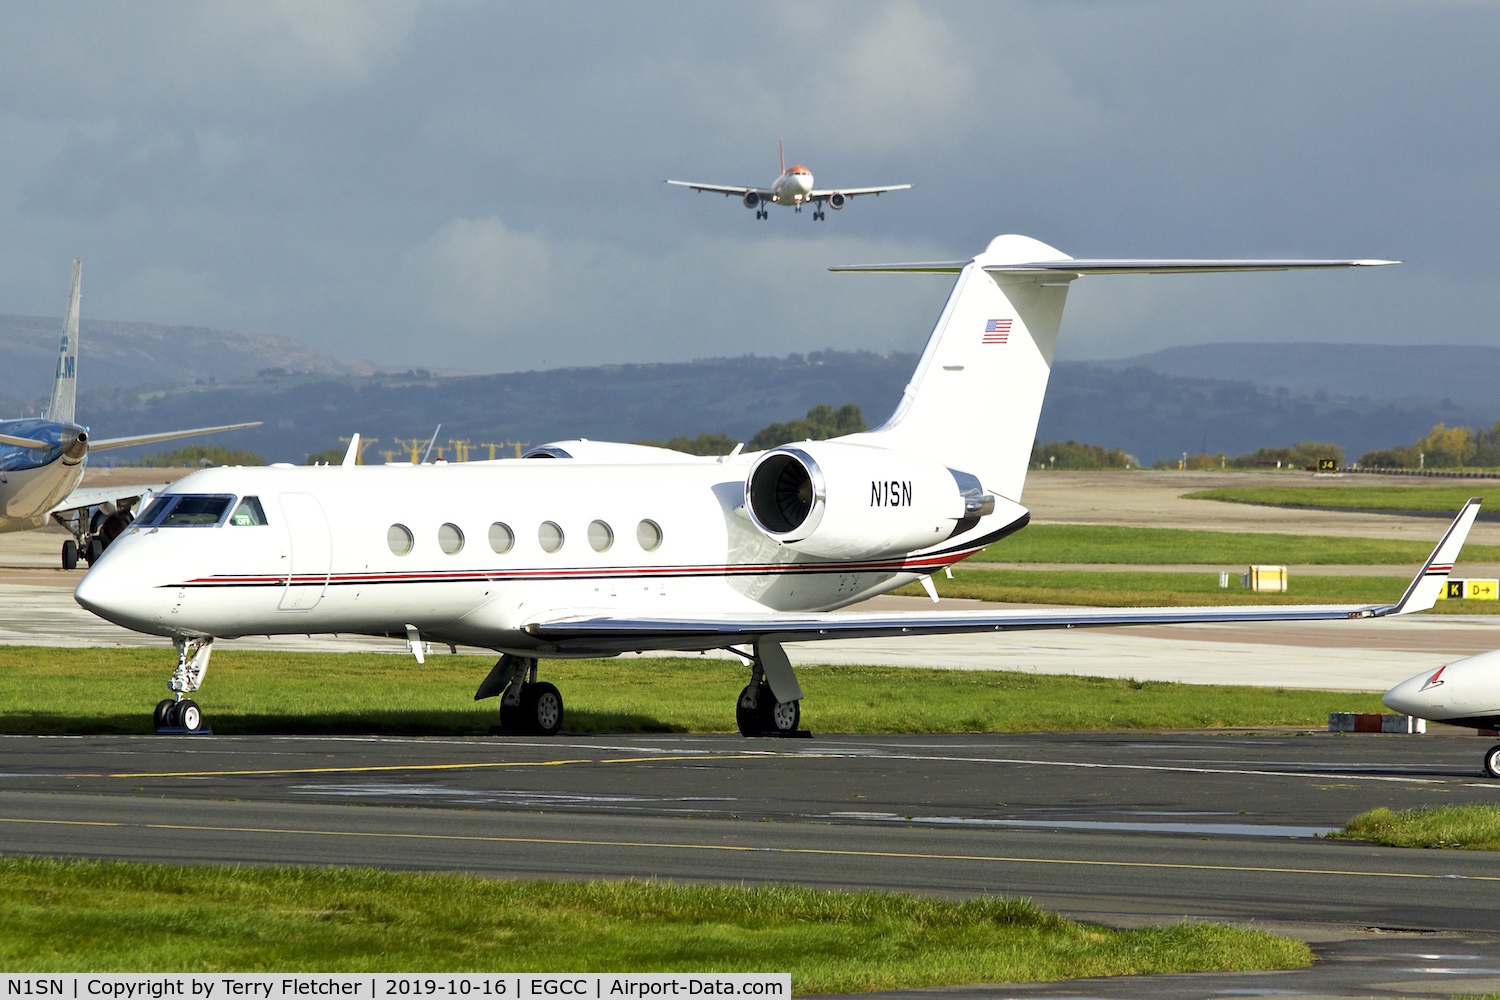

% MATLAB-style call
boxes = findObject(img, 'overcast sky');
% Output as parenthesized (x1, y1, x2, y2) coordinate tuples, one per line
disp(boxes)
(0, 1, 1495, 371)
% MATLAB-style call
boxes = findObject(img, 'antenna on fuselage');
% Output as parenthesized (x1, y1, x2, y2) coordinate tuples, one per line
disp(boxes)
(421, 424, 442, 464)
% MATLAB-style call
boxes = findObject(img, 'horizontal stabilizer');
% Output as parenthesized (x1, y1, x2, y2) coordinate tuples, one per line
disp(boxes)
(90, 421, 263, 453)
(832, 258, 1399, 274)
(0, 432, 52, 450)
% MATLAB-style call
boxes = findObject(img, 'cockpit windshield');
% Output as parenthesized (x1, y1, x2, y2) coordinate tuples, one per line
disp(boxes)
(140, 494, 237, 528)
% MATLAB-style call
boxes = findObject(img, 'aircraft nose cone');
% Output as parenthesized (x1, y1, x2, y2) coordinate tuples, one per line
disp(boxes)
(75, 553, 164, 634)
(1383, 667, 1445, 717)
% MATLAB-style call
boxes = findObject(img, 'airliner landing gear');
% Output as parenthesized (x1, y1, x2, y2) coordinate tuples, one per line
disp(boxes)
(733, 639, 805, 737)
(476, 654, 564, 735)
(156, 637, 213, 733)
(755, 209, 768, 220)
(55, 503, 134, 569)
(1484, 744, 1500, 779)
(813, 208, 825, 221)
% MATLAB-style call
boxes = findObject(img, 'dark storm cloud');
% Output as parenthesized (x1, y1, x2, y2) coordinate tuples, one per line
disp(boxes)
(0, 1, 1493, 370)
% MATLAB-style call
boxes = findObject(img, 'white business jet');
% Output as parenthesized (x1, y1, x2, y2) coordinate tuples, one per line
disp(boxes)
(666, 141, 910, 220)
(0, 261, 261, 568)
(1382, 635, 1500, 777)
(77, 234, 1441, 738)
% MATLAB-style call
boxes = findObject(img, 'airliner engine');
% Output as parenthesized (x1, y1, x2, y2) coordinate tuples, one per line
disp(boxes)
(744, 442, 992, 560)
(743, 192, 761, 209)
(828, 192, 847, 210)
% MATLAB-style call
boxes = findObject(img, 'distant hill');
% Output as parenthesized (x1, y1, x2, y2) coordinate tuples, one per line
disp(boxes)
(0, 313, 362, 413)
(74, 350, 1496, 467)
(1096, 343, 1500, 407)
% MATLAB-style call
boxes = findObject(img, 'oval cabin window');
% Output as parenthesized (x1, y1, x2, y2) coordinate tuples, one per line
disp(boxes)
(538, 521, 564, 553)
(637, 519, 663, 551)
(587, 520, 614, 552)
(438, 522, 464, 554)
(489, 522, 515, 554)
(388, 524, 414, 556)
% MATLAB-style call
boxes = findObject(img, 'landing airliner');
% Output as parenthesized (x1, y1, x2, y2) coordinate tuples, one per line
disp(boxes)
(2, 261, 260, 568)
(75, 235, 1434, 739)
(666, 141, 910, 220)
(1383, 636, 1500, 776)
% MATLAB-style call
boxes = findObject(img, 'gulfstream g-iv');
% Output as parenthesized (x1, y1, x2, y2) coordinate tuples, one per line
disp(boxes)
(77, 235, 1453, 738)
(2, 261, 260, 568)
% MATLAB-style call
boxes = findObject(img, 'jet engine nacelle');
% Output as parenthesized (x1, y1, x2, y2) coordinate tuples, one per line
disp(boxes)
(744, 441, 973, 560)
(743, 191, 761, 209)
(827, 192, 846, 210)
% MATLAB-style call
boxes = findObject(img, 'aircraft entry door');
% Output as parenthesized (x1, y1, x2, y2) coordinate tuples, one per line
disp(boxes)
(278, 492, 332, 611)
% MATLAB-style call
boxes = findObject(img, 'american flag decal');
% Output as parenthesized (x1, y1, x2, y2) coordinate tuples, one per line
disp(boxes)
(983, 318, 1012, 344)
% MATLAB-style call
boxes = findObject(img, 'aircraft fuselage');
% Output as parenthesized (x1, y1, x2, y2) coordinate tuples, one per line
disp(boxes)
(75, 460, 999, 655)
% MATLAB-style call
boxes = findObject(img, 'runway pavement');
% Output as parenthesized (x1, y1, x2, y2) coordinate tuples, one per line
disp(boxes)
(4, 730, 1500, 930)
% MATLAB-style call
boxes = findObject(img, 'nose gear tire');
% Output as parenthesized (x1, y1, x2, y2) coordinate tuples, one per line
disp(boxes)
(1485, 744, 1500, 779)
(153, 699, 175, 729)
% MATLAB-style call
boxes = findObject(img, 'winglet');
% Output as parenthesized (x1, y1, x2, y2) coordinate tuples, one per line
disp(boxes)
(1384, 498, 1482, 615)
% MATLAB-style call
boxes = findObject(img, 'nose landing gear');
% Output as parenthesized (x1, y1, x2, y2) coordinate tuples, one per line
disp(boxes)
(155, 637, 213, 734)
(476, 654, 565, 736)
(1484, 744, 1500, 779)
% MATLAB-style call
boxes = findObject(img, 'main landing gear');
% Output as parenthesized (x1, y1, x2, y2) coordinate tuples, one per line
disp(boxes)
(57, 503, 135, 569)
(755, 208, 768, 220)
(812, 207, 825, 221)
(155, 637, 213, 734)
(475, 654, 564, 735)
(733, 638, 806, 737)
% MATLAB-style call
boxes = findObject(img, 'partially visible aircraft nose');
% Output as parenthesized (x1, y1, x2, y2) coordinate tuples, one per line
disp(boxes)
(1383, 665, 1448, 717)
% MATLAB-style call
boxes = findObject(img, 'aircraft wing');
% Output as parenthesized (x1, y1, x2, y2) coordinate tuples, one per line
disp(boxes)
(88, 421, 263, 452)
(809, 184, 912, 199)
(528, 499, 1479, 654)
(48, 484, 168, 518)
(664, 180, 769, 198)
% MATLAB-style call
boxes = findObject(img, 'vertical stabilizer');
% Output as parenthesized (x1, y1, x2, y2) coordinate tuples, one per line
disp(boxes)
(849, 235, 1073, 503)
(45, 260, 81, 425)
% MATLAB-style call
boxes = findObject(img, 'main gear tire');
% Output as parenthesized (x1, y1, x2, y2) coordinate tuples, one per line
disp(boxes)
(521, 682, 563, 736)
(735, 684, 761, 736)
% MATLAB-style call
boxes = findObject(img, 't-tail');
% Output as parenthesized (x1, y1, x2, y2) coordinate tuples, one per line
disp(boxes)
(45, 259, 81, 426)
(832, 235, 1397, 504)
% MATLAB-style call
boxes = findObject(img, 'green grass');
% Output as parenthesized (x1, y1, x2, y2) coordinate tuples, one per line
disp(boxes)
(0, 859, 1312, 984)
(976, 523, 1500, 565)
(1333, 805, 1500, 850)
(0, 646, 1387, 735)
(900, 567, 1500, 614)
(1184, 485, 1487, 513)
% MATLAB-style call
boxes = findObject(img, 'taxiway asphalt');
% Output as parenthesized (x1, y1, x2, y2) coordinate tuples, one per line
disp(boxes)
(4, 731, 1500, 934)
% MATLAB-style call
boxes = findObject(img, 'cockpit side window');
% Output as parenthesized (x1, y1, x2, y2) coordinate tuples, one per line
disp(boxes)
(230, 496, 268, 526)
(136, 496, 175, 526)
(158, 495, 235, 527)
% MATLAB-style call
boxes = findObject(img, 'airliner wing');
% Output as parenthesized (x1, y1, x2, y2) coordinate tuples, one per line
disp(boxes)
(49, 484, 168, 517)
(809, 184, 912, 199)
(664, 180, 768, 198)
(88, 421, 263, 452)
(529, 499, 1479, 654)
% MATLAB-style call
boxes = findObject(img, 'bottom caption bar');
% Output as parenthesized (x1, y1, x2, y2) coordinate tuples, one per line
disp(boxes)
(0, 976, 790, 999)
